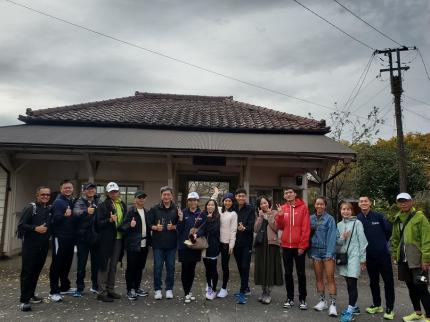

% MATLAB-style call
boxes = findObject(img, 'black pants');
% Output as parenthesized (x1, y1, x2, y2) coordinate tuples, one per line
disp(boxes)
(76, 241, 98, 292)
(20, 240, 49, 303)
(220, 243, 230, 289)
(345, 277, 358, 306)
(126, 247, 148, 292)
(406, 280, 430, 316)
(181, 261, 197, 295)
(203, 258, 218, 291)
(234, 245, 252, 293)
(49, 237, 75, 294)
(367, 253, 395, 310)
(282, 248, 307, 301)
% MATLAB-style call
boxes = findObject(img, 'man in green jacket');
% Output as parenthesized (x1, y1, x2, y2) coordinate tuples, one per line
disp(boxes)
(391, 192, 430, 322)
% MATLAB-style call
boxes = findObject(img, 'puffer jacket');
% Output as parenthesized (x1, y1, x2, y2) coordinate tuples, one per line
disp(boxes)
(276, 198, 310, 249)
(391, 207, 430, 268)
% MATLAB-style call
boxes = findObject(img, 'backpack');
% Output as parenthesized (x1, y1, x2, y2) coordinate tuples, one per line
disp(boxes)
(16, 203, 38, 239)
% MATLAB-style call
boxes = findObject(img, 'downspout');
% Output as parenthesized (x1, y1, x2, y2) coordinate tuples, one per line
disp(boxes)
(0, 162, 10, 258)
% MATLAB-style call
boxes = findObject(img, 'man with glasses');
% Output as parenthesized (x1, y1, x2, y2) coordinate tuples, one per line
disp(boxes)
(18, 186, 51, 311)
(95, 182, 126, 302)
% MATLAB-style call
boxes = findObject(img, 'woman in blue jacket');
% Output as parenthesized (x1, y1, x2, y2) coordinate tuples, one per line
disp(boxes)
(309, 196, 338, 317)
(177, 192, 207, 303)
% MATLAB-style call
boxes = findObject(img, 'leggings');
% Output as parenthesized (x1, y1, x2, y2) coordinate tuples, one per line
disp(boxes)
(345, 277, 358, 307)
(220, 244, 230, 289)
(181, 261, 197, 295)
(203, 258, 218, 291)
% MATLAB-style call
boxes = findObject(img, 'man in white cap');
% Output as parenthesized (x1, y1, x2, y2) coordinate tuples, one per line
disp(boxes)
(95, 182, 126, 302)
(391, 192, 430, 322)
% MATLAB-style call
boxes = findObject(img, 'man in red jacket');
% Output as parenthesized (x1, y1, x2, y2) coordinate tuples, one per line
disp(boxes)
(276, 187, 311, 310)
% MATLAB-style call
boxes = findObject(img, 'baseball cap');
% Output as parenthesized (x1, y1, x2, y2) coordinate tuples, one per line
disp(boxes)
(396, 192, 412, 201)
(83, 182, 96, 190)
(187, 192, 199, 200)
(134, 190, 147, 198)
(106, 182, 119, 192)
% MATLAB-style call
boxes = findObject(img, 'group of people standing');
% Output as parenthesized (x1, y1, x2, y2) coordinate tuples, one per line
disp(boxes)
(17, 181, 430, 322)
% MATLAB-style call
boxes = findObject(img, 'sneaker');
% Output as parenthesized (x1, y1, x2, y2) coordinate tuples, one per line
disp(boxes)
(283, 299, 294, 309)
(154, 290, 162, 300)
(189, 292, 196, 301)
(165, 290, 173, 299)
(299, 300, 308, 310)
(314, 300, 328, 311)
(245, 287, 251, 296)
(206, 288, 216, 300)
(90, 287, 99, 294)
(97, 292, 114, 302)
(48, 293, 63, 302)
(352, 306, 360, 315)
(184, 294, 191, 303)
(262, 295, 272, 304)
(60, 288, 76, 295)
(127, 290, 137, 300)
(258, 293, 264, 302)
(73, 290, 83, 297)
(366, 305, 384, 314)
(136, 288, 148, 297)
(205, 284, 209, 292)
(402, 312, 424, 321)
(217, 288, 228, 298)
(329, 303, 338, 317)
(107, 291, 121, 299)
(236, 292, 247, 304)
(20, 303, 31, 312)
(383, 309, 395, 320)
(29, 295, 43, 304)
(340, 309, 355, 322)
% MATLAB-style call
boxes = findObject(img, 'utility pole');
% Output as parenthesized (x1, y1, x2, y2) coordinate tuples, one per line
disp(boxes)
(375, 46, 416, 192)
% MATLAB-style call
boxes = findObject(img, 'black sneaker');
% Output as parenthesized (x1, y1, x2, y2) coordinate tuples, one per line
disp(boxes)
(30, 295, 43, 304)
(299, 300, 308, 310)
(244, 287, 251, 296)
(127, 290, 138, 300)
(20, 303, 32, 312)
(97, 292, 114, 302)
(136, 288, 149, 297)
(107, 291, 121, 299)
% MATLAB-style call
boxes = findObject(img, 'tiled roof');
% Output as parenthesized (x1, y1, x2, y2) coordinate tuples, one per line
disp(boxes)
(18, 92, 329, 134)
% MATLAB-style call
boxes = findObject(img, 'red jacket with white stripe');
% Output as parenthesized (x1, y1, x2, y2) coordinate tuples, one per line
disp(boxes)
(276, 198, 311, 249)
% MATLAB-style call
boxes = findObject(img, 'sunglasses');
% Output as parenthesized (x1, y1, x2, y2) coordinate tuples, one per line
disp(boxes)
(136, 196, 146, 199)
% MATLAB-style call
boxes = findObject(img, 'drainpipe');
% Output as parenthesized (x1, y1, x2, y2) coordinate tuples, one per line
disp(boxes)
(0, 162, 10, 258)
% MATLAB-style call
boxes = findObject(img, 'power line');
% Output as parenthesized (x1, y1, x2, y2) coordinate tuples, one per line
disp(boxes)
(403, 106, 430, 122)
(292, 0, 375, 50)
(332, 0, 404, 47)
(417, 48, 430, 83)
(404, 94, 430, 108)
(350, 84, 390, 114)
(4, 0, 384, 125)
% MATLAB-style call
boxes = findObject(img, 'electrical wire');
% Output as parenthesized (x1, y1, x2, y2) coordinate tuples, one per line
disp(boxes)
(417, 48, 430, 83)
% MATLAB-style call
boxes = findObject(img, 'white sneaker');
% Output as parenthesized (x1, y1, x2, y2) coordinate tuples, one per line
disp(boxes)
(184, 294, 191, 303)
(314, 300, 328, 311)
(329, 303, 338, 317)
(189, 292, 196, 301)
(206, 288, 216, 300)
(205, 284, 209, 292)
(48, 293, 63, 302)
(217, 288, 228, 298)
(89, 287, 99, 294)
(165, 290, 173, 299)
(60, 288, 77, 295)
(154, 290, 162, 300)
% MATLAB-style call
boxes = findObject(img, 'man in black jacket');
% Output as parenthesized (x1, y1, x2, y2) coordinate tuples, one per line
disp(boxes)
(18, 186, 51, 312)
(234, 188, 255, 304)
(95, 182, 126, 302)
(49, 180, 77, 302)
(72, 183, 101, 297)
(149, 186, 179, 300)
(120, 190, 151, 300)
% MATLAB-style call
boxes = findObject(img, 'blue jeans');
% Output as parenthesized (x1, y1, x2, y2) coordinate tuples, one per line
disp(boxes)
(153, 248, 176, 291)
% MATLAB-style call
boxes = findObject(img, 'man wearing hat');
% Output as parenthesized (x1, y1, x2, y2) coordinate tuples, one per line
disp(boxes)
(119, 190, 151, 300)
(391, 192, 430, 322)
(95, 182, 127, 302)
(72, 183, 101, 297)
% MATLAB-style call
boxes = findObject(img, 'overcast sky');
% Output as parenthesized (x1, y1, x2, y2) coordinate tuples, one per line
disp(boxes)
(0, 0, 429, 140)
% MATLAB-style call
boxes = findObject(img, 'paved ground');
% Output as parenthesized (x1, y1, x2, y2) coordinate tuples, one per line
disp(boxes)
(0, 249, 417, 321)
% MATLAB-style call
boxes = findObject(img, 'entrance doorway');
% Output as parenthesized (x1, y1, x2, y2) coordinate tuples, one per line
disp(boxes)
(178, 174, 239, 209)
